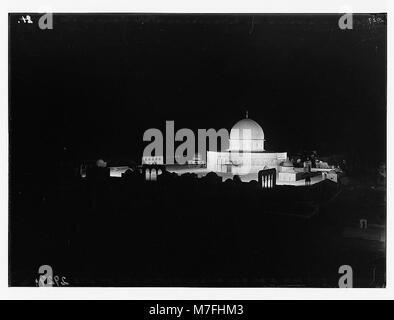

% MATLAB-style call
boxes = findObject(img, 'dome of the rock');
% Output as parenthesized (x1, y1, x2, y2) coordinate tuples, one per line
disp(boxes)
(229, 118, 265, 141)
(229, 118, 265, 151)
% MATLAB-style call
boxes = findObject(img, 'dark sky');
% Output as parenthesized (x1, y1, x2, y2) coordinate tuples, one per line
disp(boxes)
(10, 13, 386, 171)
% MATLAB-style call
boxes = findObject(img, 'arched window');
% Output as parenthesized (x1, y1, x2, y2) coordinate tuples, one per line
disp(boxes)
(151, 168, 157, 181)
(145, 169, 151, 181)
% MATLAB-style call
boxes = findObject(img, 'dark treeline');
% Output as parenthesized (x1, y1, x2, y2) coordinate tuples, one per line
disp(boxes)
(9, 169, 384, 287)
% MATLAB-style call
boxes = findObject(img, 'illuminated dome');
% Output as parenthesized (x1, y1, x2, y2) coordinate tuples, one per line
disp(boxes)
(281, 158, 294, 167)
(230, 118, 265, 140)
(229, 117, 265, 152)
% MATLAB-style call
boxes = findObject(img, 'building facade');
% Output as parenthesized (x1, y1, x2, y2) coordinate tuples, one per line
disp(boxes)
(206, 116, 287, 175)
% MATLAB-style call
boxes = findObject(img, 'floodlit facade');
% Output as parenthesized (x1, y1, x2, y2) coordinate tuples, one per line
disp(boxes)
(206, 116, 287, 175)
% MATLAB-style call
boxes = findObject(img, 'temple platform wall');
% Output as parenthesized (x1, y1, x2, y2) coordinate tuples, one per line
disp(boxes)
(207, 151, 287, 174)
(278, 171, 304, 182)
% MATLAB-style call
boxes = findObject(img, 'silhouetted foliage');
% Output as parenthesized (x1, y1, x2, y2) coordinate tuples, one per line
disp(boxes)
(9, 168, 385, 287)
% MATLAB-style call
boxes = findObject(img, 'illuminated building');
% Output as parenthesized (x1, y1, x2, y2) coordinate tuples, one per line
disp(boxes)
(206, 114, 287, 175)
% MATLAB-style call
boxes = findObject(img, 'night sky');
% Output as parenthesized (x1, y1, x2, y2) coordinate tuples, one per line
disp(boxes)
(9, 13, 386, 174)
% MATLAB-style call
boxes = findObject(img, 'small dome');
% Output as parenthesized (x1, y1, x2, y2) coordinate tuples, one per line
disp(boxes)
(230, 118, 265, 140)
(96, 159, 107, 168)
(281, 158, 294, 167)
